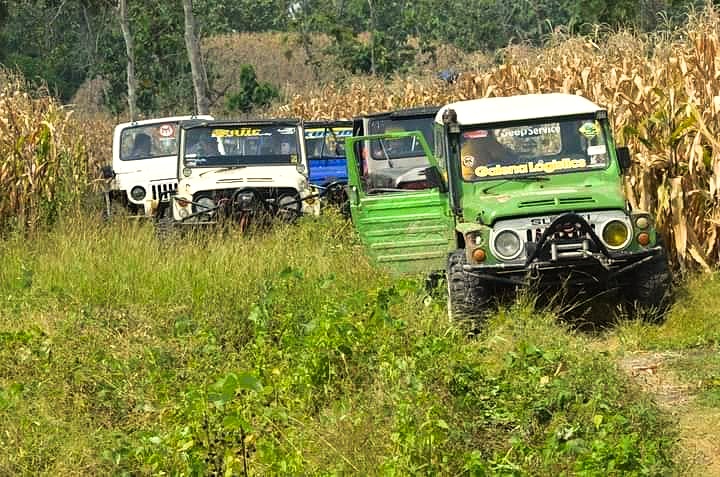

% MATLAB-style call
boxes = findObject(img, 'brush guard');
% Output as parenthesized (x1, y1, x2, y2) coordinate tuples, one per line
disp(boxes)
(464, 213, 663, 286)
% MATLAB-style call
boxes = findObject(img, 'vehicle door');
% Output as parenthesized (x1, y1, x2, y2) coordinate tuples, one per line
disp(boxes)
(345, 131, 455, 274)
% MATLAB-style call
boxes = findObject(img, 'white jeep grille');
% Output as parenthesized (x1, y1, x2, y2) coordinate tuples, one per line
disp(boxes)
(151, 182, 177, 201)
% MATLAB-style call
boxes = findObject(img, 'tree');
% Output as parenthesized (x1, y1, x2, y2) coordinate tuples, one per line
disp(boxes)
(182, 0, 210, 114)
(117, 0, 138, 120)
(225, 64, 279, 113)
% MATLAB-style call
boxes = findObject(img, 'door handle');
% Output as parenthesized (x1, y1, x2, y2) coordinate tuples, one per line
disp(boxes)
(349, 185, 360, 205)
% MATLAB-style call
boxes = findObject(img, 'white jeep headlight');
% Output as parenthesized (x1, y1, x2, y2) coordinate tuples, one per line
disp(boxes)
(194, 196, 216, 215)
(494, 230, 522, 260)
(130, 186, 146, 201)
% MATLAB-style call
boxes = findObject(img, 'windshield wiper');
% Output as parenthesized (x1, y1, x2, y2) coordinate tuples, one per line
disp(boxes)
(482, 175, 550, 194)
(199, 165, 247, 177)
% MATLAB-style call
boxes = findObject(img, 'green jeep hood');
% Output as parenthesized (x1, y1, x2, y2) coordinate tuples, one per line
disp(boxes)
(461, 171, 626, 225)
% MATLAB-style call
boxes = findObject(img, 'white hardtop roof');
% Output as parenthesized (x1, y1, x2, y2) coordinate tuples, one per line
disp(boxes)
(114, 115, 213, 131)
(435, 93, 603, 126)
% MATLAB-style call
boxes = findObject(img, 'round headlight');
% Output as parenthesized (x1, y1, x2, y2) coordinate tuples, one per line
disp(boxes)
(494, 230, 522, 260)
(130, 186, 146, 201)
(193, 196, 216, 215)
(602, 220, 630, 248)
(278, 194, 301, 213)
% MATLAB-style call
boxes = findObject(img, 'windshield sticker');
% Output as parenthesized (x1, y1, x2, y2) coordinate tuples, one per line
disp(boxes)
(498, 125, 560, 138)
(277, 127, 296, 135)
(587, 145, 606, 156)
(579, 122, 599, 138)
(211, 128, 267, 138)
(290, 154, 298, 164)
(159, 124, 175, 137)
(462, 155, 475, 168)
(305, 128, 352, 139)
(474, 158, 587, 178)
(464, 130, 488, 139)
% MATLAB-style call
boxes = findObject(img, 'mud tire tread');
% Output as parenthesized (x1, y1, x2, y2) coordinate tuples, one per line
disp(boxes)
(447, 251, 491, 323)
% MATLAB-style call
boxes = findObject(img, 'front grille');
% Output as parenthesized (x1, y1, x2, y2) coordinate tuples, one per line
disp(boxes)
(526, 223, 596, 243)
(151, 182, 177, 200)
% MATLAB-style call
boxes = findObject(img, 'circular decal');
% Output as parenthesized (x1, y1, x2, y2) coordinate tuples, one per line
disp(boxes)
(159, 124, 175, 137)
(462, 155, 475, 168)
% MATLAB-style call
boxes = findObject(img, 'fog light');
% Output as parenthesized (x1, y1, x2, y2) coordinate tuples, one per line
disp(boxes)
(637, 232, 650, 246)
(602, 220, 630, 248)
(635, 216, 649, 229)
(472, 248, 486, 262)
(130, 186, 146, 201)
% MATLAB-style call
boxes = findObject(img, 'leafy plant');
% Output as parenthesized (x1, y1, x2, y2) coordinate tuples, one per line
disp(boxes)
(225, 64, 280, 113)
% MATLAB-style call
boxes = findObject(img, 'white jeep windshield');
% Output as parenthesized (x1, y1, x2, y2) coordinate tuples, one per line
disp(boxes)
(460, 117, 609, 182)
(120, 123, 179, 161)
(183, 125, 300, 167)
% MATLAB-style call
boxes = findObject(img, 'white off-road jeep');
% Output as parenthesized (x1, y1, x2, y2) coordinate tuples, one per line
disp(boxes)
(104, 115, 212, 217)
(156, 119, 319, 232)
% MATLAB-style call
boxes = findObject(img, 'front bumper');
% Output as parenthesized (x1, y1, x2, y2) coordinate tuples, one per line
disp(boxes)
(464, 247, 663, 286)
(464, 212, 664, 286)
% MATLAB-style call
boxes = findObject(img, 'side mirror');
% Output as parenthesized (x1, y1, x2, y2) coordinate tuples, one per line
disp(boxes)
(616, 146, 631, 171)
(101, 165, 115, 179)
(424, 165, 447, 193)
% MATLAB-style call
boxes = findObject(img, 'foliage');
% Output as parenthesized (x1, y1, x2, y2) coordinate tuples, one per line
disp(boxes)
(0, 214, 677, 474)
(225, 64, 280, 113)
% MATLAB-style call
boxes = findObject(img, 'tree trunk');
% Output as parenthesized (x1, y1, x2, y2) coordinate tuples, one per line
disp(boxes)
(117, 0, 137, 120)
(367, 0, 375, 76)
(182, 0, 210, 115)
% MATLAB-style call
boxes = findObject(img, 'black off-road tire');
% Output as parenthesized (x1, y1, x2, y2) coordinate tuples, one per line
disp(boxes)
(446, 250, 492, 324)
(624, 249, 672, 321)
(155, 216, 175, 242)
(154, 203, 176, 242)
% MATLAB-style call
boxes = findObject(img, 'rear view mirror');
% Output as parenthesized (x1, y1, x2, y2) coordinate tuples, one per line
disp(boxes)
(424, 165, 446, 192)
(616, 146, 631, 171)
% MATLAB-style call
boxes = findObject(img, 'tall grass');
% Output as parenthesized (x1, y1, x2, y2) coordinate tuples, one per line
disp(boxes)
(275, 8, 720, 271)
(0, 214, 676, 474)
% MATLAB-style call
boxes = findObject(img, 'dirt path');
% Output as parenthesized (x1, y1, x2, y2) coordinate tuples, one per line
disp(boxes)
(618, 351, 720, 476)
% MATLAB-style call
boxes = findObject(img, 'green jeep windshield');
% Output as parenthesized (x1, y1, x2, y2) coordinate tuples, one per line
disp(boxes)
(460, 117, 609, 181)
(183, 125, 300, 167)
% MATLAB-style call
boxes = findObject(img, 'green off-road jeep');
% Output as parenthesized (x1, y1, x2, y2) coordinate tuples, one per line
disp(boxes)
(345, 93, 671, 320)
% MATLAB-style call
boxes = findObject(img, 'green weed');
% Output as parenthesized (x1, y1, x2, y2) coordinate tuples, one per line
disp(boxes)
(0, 214, 678, 475)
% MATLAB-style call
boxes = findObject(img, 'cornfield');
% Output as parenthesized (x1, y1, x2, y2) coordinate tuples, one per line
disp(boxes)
(276, 11, 720, 272)
(0, 71, 110, 230)
(2, 12, 720, 271)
